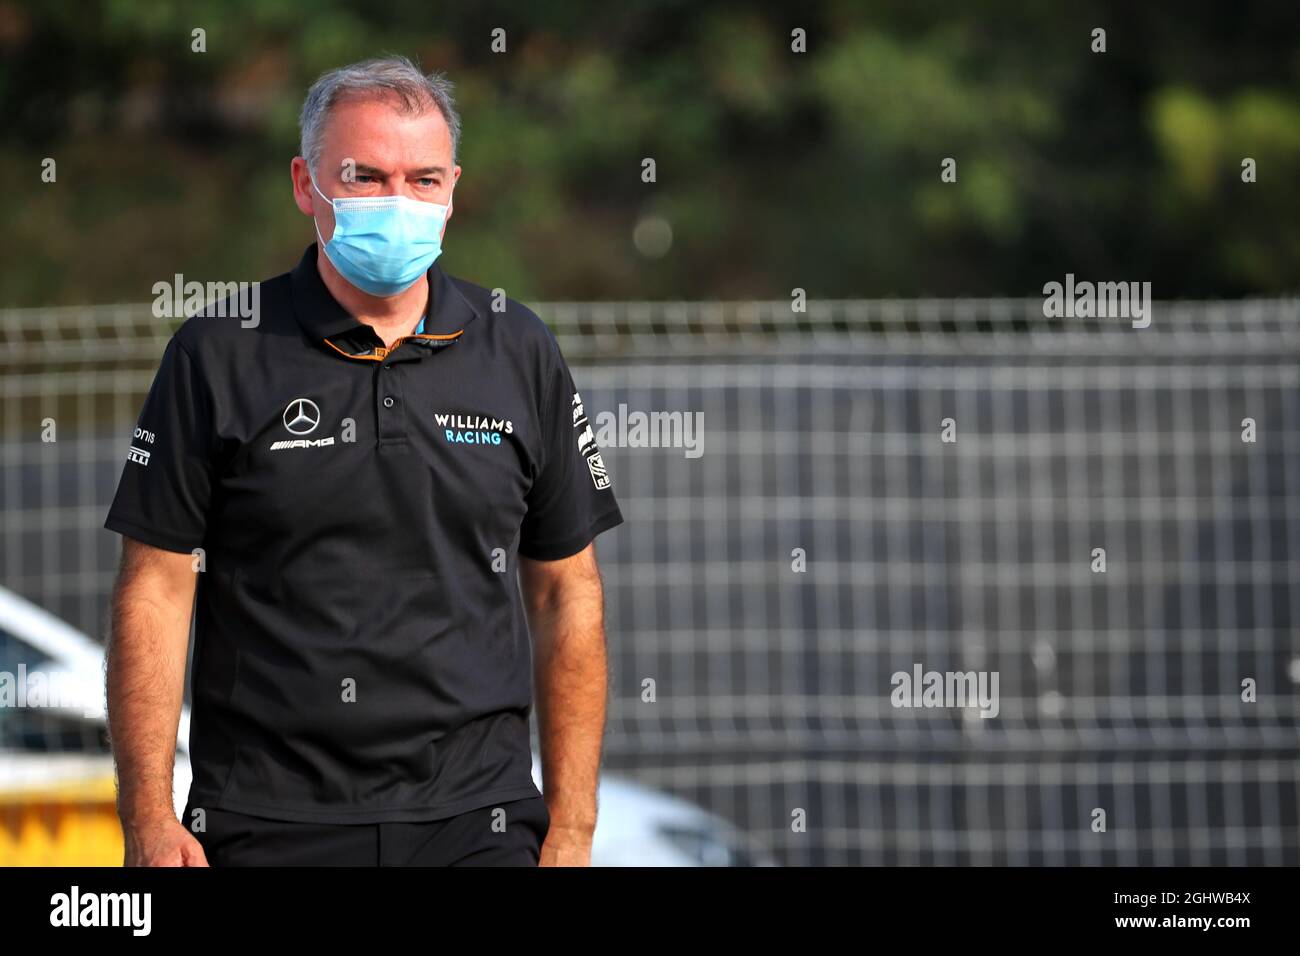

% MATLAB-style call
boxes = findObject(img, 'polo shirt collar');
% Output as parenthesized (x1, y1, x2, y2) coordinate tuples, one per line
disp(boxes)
(289, 243, 479, 346)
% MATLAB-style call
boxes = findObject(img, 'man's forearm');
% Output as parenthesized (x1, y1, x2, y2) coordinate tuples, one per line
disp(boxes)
(105, 545, 195, 825)
(529, 570, 608, 836)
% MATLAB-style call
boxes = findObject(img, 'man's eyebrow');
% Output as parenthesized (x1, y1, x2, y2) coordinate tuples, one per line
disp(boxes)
(345, 163, 448, 179)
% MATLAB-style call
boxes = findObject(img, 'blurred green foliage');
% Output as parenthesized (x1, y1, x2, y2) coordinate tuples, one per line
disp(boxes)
(1, 0, 1297, 305)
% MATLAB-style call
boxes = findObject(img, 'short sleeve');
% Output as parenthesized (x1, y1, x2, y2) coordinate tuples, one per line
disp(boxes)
(518, 337, 624, 561)
(104, 334, 217, 554)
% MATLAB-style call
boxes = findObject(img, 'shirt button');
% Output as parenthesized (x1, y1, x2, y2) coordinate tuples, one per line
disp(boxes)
(383, 396, 395, 408)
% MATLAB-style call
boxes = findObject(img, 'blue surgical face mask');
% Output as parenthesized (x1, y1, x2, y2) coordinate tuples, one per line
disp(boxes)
(311, 176, 453, 297)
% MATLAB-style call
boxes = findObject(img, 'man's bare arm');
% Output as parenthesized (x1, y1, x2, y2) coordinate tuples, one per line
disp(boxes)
(106, 536, 208, 866)
(519, 542, 608, 867)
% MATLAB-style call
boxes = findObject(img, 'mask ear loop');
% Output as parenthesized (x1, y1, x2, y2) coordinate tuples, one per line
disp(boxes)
(309, 174, 341, 258)
(309, 174, 336, 247)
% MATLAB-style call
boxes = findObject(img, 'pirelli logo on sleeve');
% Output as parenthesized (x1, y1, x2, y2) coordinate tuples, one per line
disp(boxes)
(572, 391, 611, 490)
(127, 426, 155, 466)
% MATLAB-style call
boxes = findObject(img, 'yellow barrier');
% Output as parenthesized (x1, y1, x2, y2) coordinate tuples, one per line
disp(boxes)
(0, 777, 125, 866)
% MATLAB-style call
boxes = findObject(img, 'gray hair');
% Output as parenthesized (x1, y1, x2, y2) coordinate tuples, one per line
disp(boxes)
(299, 55, 461, 173)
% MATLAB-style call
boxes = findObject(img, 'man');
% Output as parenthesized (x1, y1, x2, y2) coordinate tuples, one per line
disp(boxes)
(104, 56, 623, 867)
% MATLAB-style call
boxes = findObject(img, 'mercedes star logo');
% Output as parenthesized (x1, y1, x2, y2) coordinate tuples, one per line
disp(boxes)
(283, 398, 321, 435)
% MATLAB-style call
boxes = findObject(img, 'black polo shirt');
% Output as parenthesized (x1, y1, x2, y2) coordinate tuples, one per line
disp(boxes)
(104, 245, 624, 824)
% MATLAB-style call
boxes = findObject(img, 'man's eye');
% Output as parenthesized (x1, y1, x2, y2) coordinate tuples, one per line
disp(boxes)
(354, 175, 375, 183)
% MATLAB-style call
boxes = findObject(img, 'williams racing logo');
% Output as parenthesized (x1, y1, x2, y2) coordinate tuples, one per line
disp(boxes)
(572, 391, 612, 490)
(434, 412, 514, 446)
(271, 398, 335, 451)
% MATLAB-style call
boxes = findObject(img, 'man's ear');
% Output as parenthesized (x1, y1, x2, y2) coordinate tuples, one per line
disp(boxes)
(290, 156, 315, 217)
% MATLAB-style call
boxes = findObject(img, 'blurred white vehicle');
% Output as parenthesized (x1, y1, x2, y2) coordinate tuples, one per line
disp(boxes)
(546, 766, 776, 866)
(0, 585, 772, 866)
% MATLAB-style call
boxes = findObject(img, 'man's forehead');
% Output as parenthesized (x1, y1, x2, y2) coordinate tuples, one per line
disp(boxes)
(321, 93, 453, 157)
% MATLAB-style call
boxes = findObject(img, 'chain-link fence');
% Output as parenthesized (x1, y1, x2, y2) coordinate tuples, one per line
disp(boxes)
(2, 299, 1298, 864)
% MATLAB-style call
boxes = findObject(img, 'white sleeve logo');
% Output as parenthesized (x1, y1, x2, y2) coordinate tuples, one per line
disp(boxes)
(127, 425, 155, 466)
(571, 390, 611, 490)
